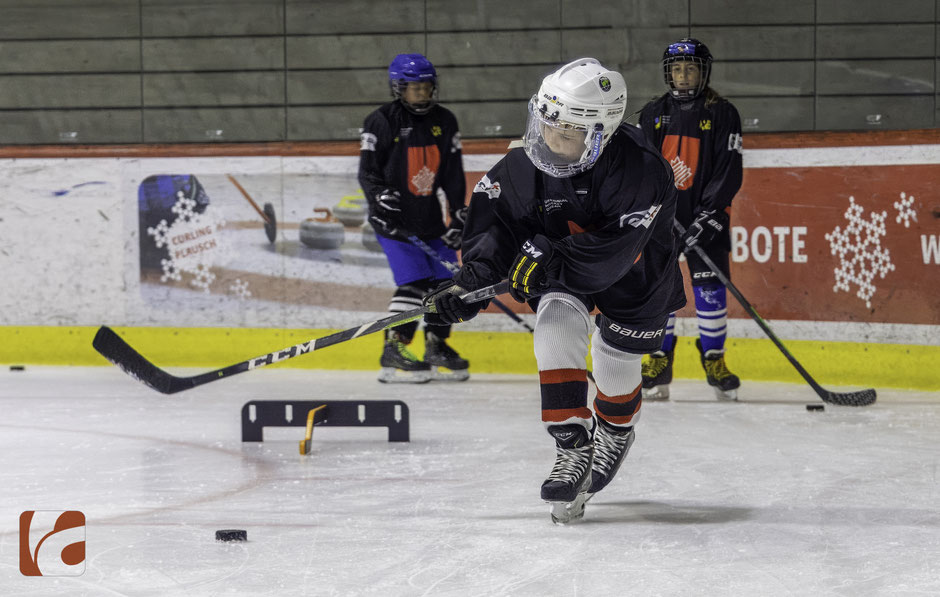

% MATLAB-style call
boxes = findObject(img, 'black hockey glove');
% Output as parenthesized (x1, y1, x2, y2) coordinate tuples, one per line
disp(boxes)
(368, 189, 404, 238)
(423, 279, 488, 325)
(508, 234, 554, 303)
(682, 209, 729, 250)
(441, 207, 467, 250)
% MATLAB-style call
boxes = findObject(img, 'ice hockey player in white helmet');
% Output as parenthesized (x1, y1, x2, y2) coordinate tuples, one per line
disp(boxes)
(424, 58, 685, 523)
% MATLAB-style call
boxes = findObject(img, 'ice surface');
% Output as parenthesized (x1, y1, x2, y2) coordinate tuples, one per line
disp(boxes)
(1, 366, 938, 596)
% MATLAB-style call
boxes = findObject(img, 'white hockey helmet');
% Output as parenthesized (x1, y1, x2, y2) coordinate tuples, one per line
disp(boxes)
(524, 58, 627, 178)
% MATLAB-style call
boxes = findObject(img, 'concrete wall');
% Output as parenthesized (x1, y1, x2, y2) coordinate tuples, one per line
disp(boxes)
(0, 0, 937, 143)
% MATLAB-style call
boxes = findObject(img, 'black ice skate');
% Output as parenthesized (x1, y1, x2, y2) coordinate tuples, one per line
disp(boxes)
(542, 424, 594, 524)
(641, 348, 674, 400)
(423, 331, 469, 382)
(377, 330, 431, 384)
(696, 339, 740, 401)
(587, 417, 636, 496)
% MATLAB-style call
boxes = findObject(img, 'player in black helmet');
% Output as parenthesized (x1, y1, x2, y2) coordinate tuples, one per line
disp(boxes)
(358, 53, 470, 383)
(638, 38, 743, 401)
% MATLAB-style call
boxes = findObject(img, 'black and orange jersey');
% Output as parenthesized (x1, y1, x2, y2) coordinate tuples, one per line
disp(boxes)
(454, 124, 685, 321)
(358, 101, 466, 240)
(638, 93, 742, 227)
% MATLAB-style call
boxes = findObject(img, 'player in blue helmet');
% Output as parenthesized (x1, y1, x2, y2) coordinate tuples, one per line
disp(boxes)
(388, 53, 438, 114)
(638, 38, 744, 401)
(359, 53, 469, 383)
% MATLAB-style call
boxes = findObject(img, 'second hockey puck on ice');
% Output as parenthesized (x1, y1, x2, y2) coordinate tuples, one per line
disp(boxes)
(10, 365, 25, 371)
(215, 529, 247, 542)
(806, 404, 825, 412)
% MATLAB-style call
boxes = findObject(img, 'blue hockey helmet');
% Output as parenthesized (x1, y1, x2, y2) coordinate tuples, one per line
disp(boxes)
(662, 38, 712, 100)
(388, 53, 438, 114)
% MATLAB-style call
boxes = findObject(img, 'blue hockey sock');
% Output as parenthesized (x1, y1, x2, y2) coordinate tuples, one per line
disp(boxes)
(694, 284, 727, 353)
(659, 313, 676, 353)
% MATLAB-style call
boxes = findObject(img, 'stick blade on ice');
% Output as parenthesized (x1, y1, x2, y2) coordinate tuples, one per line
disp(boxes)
(92, 326, 188, 395)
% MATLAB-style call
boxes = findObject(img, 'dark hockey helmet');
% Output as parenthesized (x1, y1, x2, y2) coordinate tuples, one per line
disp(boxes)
(662, 38, 712, 100)
(388, 53, 438, 114)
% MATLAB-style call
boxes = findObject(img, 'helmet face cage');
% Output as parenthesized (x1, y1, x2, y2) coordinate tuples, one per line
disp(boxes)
(523, 96, 602, 178)
(388, 53, 438, 114)
(662, 39, 712, 100)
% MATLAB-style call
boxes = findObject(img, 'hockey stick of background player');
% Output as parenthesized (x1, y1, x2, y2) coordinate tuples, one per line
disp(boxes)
(226, 174, 277, 243)
(93, 281, 509, 395)
(674, 221, 876, 407)
(406, 234, 535, 333)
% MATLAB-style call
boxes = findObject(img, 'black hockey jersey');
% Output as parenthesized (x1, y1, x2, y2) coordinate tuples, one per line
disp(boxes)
(638, 93, 742, 227)
(455, 124, 685, 320)
(358, 101, 466, 240)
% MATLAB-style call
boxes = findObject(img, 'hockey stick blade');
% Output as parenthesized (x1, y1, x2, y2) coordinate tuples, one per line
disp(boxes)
(93, 281, 509, 395)
(673, 221, 876, 407)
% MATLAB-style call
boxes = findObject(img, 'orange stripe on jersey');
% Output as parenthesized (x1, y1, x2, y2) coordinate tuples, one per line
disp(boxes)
(595, 384, 640, 404)
(661, 134, 700, 191)
(542, 407, 593, 423)
(539, 369, 588, 384)
(634, 251, 642, 264)
(407, 144, 441, 196)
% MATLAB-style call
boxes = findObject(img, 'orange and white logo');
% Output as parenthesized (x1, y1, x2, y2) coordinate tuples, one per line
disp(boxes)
(19, 510, 86, 577)
(661, 135, 700, 190)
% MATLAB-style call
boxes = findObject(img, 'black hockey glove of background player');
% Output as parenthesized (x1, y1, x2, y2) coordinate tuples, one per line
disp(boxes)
(509, 234, 554, 303)
(368, 189, 403, 238)
(682, 209, 729, 251)
(441, 206, 467, 250)
(423, 279, 489, 325)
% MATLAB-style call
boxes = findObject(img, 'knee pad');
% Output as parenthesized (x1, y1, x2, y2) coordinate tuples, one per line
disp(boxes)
(590, 329, 642, 398)
(534, 292, 592, 371)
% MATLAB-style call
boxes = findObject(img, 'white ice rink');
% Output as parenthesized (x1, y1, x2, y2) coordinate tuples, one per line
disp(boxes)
(1, 366, 938, 596)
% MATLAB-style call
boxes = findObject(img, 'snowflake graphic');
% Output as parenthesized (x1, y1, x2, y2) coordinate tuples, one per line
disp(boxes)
(230, 278, 252, 299)
(146, 189, 236, 294)
(411, 166, 436, 195)
(824, 196, 895, 308)
(893, 191, 918, 228)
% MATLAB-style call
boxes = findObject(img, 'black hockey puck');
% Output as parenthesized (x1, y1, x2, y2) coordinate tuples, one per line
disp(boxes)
(215, 529, 247, 542)
(806, 404, 825, 412)
(10, 365, 25, 371)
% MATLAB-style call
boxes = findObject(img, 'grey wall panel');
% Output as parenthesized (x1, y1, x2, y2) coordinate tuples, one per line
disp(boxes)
(144, 107, 285, 142)
(718, 61, 814, 96)
(817, 25, 935, 59)
(144, 72, 285, 106)
(0, 109, 142, 144)
(561, 29, 631, 68)
(288, 69, 387, 104)
(0, 1, 140, 40)
(287, 34, 425, 69)
(691, 0, 815, 25)
(816, 0, 936, 23)
(428, 31, 561, 65)
(288, 105, 373, 140)
(448, 101, 527, 137)
(817, 60, 934, 95)
(437, 66, 550, 101)
(563, 0, 689, 27)
(816, 95, 935, 130)
(621, 64, 668, 111)
(286, 0, 425, 34)
(0, 74, 140, 108)
(691, 27, 815, 60)
(141, 0, 283, 36)
(143, 38, 284, 71)
(428, 0, 560, 30)
(0, 40, 140, 74)
(725, 96, 814, 132)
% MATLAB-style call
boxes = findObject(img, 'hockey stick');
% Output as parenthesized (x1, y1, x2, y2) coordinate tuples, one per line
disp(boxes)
(93, 281, 509, 395)
(406, 235, 535, 333)
(675, 221, 876, 406)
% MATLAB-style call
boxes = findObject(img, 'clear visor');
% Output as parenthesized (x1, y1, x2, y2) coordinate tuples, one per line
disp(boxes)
(523, 97, 601, 178)
(391, 80, 438, 114)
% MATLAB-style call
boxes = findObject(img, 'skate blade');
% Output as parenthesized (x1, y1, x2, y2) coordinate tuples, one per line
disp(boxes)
(430, 367, 469, 382)
(713, 387, 738, 401)
(377, 368, 431, 384)
(641, 385, 670, 401)
(549, 493, 589, 524)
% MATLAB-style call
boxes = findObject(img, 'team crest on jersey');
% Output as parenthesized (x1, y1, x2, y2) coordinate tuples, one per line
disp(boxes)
(661, 135, 700, 190)
(654, 115, 671, 130)
(473, 175, 501, 199)
(699, 119, 712, 131)
(431, 125, 442, 137)
(407, 145, 440, 196)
